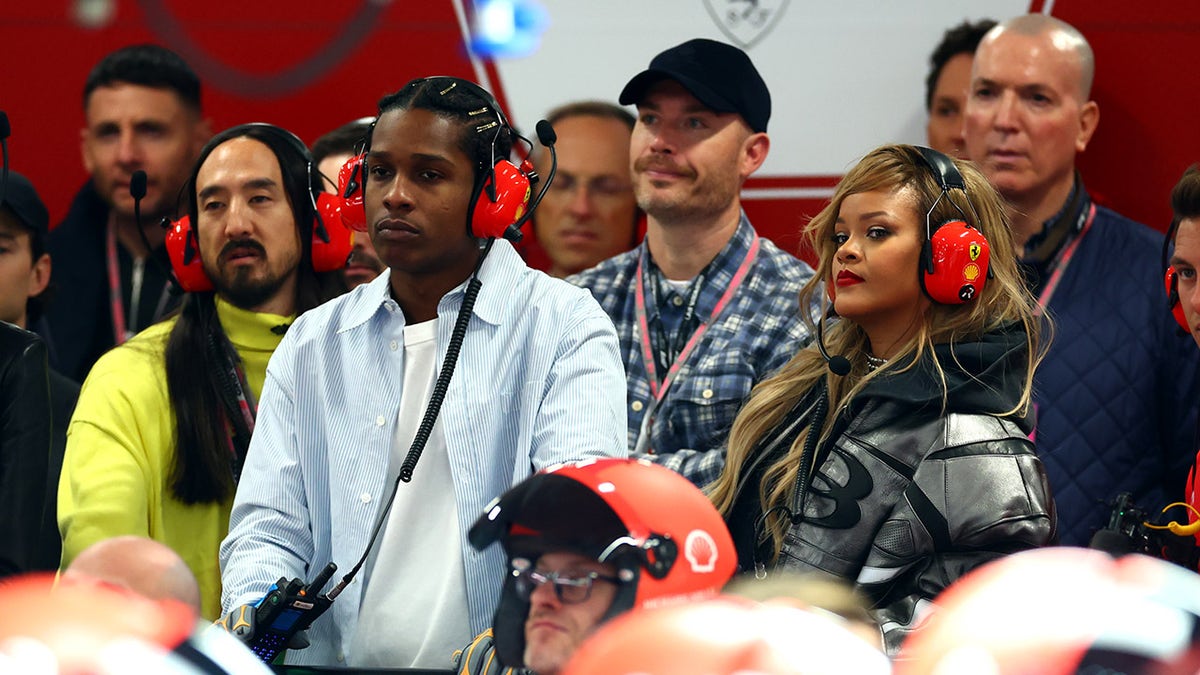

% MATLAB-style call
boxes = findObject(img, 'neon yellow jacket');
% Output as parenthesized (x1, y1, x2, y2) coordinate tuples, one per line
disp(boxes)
(58, 298, 290, 619)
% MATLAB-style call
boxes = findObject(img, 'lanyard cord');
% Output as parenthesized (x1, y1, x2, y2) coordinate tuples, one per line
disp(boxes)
(648, 270, 705, 376)
(206, 325, 257, 482)
(107, 221, 174, 343)
(1035, 203, 1097, 316)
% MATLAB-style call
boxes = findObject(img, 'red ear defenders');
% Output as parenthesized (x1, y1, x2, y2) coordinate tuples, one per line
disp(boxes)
(1165, 266, 1189, 331)
(1163, 218, 1190, 331)
(164, 124, 354, 293)
(338, 77, 533, 241)
(914, 146, 990, 304)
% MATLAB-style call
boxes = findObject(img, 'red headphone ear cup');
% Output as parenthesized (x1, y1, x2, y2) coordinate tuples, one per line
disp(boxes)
(164, 215, 214, 293)
(1166, 266, 1189, 331)
(312, 192, 354, 273)
(921, 220, 989, 304)
(337, 153, 368, 233)
(472, 159, 531, 240)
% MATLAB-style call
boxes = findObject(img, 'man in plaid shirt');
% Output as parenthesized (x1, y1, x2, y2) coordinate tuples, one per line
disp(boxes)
(571, 39, 816, 485)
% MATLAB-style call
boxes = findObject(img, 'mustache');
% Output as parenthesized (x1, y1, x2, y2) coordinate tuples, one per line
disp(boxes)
(633, 156, 695, 178)
(219, 238, 267, 262)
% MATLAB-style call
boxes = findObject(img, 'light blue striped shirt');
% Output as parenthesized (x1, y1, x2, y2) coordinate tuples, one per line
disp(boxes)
(219, 240, 627, 665)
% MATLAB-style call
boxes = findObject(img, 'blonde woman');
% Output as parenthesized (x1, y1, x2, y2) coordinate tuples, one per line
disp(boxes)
(708, 144, 1056, 654)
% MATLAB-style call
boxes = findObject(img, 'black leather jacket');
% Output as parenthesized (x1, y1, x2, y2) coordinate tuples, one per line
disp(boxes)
(744, 325, 1056, 655)
(0, 323, 53, 576)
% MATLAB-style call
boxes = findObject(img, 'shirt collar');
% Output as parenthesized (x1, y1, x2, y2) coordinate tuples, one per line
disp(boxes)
(215, 296, 294, 351)
(643, 212, 756, 320)
(1021, 172, 1090, 265)
(336, 238, 526, 332)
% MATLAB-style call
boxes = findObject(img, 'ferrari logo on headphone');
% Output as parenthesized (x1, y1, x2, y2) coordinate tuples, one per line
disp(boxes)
(969, 243, 982, 261)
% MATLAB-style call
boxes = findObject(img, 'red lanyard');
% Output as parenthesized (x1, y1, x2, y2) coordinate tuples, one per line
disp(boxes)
(106, 221, 172, 343)
(634, 235, 760, 404)
(105, 222, 129, 345)
(1034, 203, 1097, 316)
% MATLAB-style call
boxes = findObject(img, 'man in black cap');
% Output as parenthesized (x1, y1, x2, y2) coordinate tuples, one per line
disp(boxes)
(570, 39, 817, 479)
(0, 172, 79, 572)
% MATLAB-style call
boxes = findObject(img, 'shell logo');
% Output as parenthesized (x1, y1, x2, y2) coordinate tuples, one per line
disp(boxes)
(684, 530, 719, 573)
(963, 263, 980, 282)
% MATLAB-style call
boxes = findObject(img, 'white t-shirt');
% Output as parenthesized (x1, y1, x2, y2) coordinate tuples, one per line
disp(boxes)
(350, 318, 470, 668)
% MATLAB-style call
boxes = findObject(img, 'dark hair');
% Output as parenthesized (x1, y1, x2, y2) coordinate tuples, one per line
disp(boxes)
(544, 100, 635, 132)
(310, 118, 374, 166)
(374, 77, 515, 183)
(84, 44, 202, 113)
(1171, 165, 1200, 228)
(925, 19, 997, 111)
(164, 123, 343, 504)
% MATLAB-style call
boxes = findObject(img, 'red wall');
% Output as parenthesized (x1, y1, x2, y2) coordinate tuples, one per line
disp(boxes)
(1, 1, 479, 227)
(2, 1, 1194, 247)
(1055, 2, 1200, 232)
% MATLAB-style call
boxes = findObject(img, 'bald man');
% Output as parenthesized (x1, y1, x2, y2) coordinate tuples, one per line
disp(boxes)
(963, 14, 1200, 545)
(64, 535, 201, 613)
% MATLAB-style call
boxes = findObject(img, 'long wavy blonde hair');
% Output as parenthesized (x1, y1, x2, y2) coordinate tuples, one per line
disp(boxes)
(708, 144, 1045, 562)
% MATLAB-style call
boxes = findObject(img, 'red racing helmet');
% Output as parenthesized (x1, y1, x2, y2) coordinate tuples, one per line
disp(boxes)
(468, 457, 736, 668)
(897, 547, 1200, 674)
(560, 595, 892, 675)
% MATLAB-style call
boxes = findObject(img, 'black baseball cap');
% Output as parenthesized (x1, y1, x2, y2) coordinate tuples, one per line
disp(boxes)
(0, 172, 49, 237)
(619, 38, 771, 133)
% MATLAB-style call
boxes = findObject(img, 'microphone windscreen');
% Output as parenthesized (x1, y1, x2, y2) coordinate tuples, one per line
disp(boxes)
(827, 355, 852, 377)
(0, 111, 9, 140)
(535, 119, 556, 147)
(130, 170, 148, 200)
(1088, 528, 1135, 557)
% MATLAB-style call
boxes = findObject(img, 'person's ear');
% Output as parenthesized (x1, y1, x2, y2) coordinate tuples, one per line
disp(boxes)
(28, 252, 51, 298)
(80, 127, 95, 175)
(739, 132, 770, 181)
(1076, 100, 1099, 153)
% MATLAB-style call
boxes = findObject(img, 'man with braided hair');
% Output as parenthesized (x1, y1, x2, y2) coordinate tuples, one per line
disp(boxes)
(219, 77, 626, 668)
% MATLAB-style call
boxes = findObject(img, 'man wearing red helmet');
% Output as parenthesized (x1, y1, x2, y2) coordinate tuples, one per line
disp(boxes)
(455, 458, 736, 675)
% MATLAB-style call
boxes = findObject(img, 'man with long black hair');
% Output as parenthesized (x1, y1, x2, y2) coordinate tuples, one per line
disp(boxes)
(219, 77, 626, 668)
(58, 123, 345, 620)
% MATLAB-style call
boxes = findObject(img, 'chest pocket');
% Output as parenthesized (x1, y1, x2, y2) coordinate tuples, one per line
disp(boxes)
(663, 371, 755, 448)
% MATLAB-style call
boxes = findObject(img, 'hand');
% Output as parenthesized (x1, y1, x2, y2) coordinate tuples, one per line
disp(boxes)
(214, 604, 257, 644)
(213, 603, 310, 650)
(453, 627, 526, 675)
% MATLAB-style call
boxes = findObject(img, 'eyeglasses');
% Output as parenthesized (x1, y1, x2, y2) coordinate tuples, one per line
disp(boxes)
(512, 565, 622, 604)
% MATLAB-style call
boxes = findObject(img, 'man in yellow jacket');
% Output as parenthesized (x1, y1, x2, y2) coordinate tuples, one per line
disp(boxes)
(58, 123, 346, 619)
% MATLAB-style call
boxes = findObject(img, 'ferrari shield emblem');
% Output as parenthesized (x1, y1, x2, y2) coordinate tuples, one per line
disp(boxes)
(703, 0, 791, 49)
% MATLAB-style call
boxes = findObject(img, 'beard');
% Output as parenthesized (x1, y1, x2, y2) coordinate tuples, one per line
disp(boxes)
(204, 239, 297, 311)
(632, 157, 739, 226)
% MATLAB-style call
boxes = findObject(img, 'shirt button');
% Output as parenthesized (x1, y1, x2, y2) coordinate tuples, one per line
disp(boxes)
(337, 652, 345, 662)
(631, 401, 644, 412)
(672, 295, 684, 306)
(702, 389, 713, 399)
(390, 340, 398, 351)
(376, 415, 386, 426)
(360, 493, 371, 504)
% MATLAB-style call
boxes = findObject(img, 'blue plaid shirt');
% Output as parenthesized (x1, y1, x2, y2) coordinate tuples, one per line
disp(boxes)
(571, 214, 817, 477)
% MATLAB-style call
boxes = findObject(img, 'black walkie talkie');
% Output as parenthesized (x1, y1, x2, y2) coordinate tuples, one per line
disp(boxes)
(242, 562, 338, 663)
